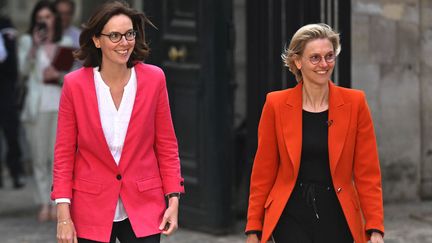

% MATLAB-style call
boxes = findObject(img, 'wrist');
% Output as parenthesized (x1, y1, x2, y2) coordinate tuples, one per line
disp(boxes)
(57, 218, 72, 225)
(168, 196, 179, 207)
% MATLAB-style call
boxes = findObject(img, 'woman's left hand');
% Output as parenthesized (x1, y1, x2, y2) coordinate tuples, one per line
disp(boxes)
(370, 232, 384, 243)
(159, 196, 179, 236)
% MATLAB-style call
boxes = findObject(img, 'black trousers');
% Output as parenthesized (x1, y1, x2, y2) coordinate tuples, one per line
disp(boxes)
(78, 219, 160, 243)
(272, 182, 354, 243)
(0, 105, 24, 184)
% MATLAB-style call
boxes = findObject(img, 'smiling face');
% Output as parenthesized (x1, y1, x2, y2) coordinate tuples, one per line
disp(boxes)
(294, 38, 335, 86)
(92, 14, 135, 69)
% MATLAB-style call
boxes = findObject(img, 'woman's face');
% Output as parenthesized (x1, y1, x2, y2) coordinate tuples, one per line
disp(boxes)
(295, 38, 335, 86)
(36, 7, 56, 31)
(93, 14, 135, 68)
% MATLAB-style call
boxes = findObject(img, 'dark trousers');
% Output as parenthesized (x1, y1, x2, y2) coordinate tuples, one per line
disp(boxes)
(272, 182, 354, 243)
(78, 218, 160, 243)
(0, 105, 24, 186)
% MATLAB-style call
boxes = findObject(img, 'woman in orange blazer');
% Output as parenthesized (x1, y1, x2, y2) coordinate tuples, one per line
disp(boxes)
(51, 2, 184, 243)
(246, 24, 384, 243)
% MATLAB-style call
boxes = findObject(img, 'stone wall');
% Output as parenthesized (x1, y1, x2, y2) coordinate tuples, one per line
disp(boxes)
(352, 0, 432, 201)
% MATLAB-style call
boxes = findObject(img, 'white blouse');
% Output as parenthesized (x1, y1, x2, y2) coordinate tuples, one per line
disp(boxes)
(94, 67, 136, 221)
(56, 67, 137, 222)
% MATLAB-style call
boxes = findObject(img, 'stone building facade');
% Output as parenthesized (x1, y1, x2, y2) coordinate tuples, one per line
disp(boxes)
(352, 0, 432, 201)
(2, 0, 431, 202)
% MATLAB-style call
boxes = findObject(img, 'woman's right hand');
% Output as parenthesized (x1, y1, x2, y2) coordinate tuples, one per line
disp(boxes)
(246, 234, 260, 243)
(56, 203, 77, 243)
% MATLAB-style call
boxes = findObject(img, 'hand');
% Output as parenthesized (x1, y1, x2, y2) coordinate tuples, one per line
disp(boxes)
(246, 234, 260, 243)
(159, 197, 179, 236)
(43, 65, 60, 83)
(56, 203, 77, 243)
(57, 219, 78, 243)
(370, 232, 384, 243)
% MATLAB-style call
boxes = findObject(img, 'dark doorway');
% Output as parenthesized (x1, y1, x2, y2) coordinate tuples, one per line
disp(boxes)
(143, 0, 236, 234)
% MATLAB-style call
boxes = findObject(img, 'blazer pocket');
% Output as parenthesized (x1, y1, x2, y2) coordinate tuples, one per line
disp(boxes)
(264, 195, 273, 209)
(73, 178, 102, 195)
(136, 176, 163, 192)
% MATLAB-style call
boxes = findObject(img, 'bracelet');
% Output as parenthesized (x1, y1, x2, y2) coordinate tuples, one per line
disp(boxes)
(57, 218, 71, 225)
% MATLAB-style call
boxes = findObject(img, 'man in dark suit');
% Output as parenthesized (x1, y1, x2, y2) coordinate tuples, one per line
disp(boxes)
(0, 14, 25, 189)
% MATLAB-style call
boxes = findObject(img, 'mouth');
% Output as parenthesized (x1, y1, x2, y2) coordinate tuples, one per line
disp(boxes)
(315, 70, 328, 75)
(115, 49, 129, 56)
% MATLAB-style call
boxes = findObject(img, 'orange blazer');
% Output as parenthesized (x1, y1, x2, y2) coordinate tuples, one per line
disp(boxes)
(51, 63, 184, 242)
(246, 82, 384, 243)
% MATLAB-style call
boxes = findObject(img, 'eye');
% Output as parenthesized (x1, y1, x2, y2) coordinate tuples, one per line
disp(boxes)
(126, 30, 135, 38)
(309, 55, 321, 62)
(325, 53, 335, 61)
(109, 32, 121, 40)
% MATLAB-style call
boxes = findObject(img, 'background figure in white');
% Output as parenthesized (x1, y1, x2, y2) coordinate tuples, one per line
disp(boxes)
(18, 0, 72, 222)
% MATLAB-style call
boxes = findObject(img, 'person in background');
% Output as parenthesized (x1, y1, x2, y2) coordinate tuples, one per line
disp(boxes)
(0, 12, 25, 189)
(51, 1, 184, 243)
(55, 0, 80, 49)
(245, 23, 384, 243)
(18, 0, 72, 222)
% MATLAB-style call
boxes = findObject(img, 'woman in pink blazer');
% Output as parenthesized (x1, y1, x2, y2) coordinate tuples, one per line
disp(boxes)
(51, 2, 184, 243)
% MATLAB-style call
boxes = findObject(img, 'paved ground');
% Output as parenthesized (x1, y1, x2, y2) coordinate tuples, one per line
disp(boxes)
(1, 177, 431, 243)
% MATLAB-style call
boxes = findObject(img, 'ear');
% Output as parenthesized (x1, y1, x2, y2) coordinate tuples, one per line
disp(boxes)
(294, 56, 302, 70)
(92, 35, 101, 48)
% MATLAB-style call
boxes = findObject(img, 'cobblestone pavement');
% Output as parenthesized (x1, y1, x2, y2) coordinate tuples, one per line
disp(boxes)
(1, 177, 431, 243)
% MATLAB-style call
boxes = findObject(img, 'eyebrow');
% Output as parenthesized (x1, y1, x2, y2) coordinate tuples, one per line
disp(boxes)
(106, 28, 134, 33)
(309, 51, 334, 56)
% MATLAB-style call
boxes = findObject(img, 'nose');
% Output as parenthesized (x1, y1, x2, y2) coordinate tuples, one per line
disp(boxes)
(119, 36, 128, 44)
(318, 57, 329, 67)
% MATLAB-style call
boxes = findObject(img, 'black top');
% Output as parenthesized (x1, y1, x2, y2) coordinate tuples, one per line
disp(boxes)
(298, 110, 332, 185)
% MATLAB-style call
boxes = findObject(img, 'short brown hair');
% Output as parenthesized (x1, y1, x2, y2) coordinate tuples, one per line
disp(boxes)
(74, 1, 154, 69)
(281, 23, 341, 82)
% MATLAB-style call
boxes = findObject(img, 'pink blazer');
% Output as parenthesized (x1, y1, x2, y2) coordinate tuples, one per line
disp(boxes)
(51, 63, 185, 242)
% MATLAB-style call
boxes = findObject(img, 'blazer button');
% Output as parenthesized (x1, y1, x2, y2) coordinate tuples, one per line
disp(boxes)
(116, 174, 122, 180)
(337, 187, 342, 193)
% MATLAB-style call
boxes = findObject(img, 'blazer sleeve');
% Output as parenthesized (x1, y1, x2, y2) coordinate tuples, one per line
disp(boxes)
(246, 94, 280, 232)
(153, 71, 185, 195)
(353, 92, 385, 234)
(51, 77, 77, 200)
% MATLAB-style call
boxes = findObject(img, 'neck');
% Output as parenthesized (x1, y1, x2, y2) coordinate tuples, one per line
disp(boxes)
(302, 81, 329, 112)
(100, 64, 131, 87)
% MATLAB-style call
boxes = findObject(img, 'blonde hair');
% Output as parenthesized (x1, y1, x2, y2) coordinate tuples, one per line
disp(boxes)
(281, 23, 341, 82)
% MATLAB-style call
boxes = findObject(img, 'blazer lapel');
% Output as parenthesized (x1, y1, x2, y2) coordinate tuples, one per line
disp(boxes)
(280, 83, 303, 175)
(328, 82, 351, 176)
(85, 68, 118, 169)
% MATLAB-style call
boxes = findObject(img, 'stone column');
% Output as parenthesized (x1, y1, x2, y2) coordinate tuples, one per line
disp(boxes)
(419, 0, 432, 199)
